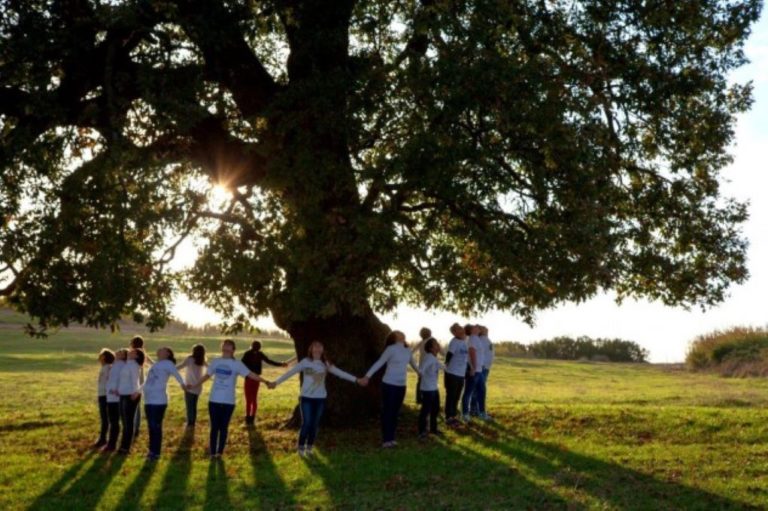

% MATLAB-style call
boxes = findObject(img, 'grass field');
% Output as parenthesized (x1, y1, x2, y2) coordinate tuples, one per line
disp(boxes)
(1, 327, 767, 510)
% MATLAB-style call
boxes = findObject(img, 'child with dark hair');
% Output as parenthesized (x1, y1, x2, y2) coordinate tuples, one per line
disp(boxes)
(241, 340, 288, 425)
(192, 339, 272, 459)
(363, 330, 419, 448)
(104, 349, 127, 452)
(129, 336, 151, 438)
(177, 344, 207, 427)
(117, 348, 144, 454)
(141, 347, 185, 460)
(94, 349, 115, 448)
(418, 338, 445, 439)
(444, 323, 469, 427)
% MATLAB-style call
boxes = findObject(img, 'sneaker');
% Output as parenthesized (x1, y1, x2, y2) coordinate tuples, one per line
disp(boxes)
(461, 414, 471, 423)
(305, 446, 314, 457)
(381, 441, 396, 449)
(418, 433, 428, 442)
(297, 447, 306, 457)
(480, 413, 493, 421)
(92, 440, 107, 449)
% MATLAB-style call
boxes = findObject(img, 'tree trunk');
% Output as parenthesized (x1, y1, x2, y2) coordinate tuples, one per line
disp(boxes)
(273, 304, 391, 426)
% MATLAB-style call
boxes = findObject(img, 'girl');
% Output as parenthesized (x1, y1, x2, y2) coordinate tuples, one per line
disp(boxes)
(104, 349, 127, 452)
(176, 344, 207, 427)
(194, 339, 271, 459)
(141, 347, 185, 460)
(269, 341, 364, 457)
(130, 336, 151, 438)
(241, 340, 288, 425)
(444, 323, 469, 427)
(94, 348, 115, 448)
(363, 331, 418, 448)
(117, 348, 145, 454)
(418, 338, 445, 439)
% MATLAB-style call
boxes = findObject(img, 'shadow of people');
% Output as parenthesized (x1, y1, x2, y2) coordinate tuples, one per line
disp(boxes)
(153, 427, 196, 509)
(203, 458, 232, 511)
(26, 451, 127, 511)
(245, 427, 298, 509)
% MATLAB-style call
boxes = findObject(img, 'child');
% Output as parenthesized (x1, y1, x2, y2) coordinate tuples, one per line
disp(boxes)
(444, 323, 469, 427)
(94, 349, 115, 448)
(129, 336, 151, 438)
(461, 324, 484, 422)
(141, 347, 185, 460)
(269, 341, 364, 457)
(177, 344, 207, 427)
(193, 339, 271, 459)
(117, 348, 145, 454)
(241, 340, 288, 425)
(418, 338, 445, 439)
(104, 349, 127, 452)
(362, 330, 418, 448)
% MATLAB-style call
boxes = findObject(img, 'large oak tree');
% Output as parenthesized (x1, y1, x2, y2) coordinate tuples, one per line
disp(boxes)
(0, 0, 760, 421)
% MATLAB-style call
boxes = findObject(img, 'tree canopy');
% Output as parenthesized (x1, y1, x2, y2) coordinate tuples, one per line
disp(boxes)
(0, 0, 761, 336)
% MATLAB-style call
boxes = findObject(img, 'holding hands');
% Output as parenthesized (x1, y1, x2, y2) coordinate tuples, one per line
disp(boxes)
(357, 377, 369, 387)
(266, 381, 276, 390)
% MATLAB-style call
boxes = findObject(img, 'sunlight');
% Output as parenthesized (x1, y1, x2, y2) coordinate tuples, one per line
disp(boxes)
(210, 183, 232, 205)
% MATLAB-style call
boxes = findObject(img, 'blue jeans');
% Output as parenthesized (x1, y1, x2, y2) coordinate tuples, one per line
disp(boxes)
(209, 402, 235, 455)
(461, 372, 484, 416)
(381, 383, 406, 443)
(470, 368, 489, 415)
(145, 404, 167, 456)
(106, 401, 120, 449)
(299, 397, 326, 447)
(184, 391, 199, 426)
(119, 395, 141, 451)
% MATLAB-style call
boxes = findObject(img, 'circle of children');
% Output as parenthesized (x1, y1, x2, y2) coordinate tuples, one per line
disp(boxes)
(95, 323, 493, 459)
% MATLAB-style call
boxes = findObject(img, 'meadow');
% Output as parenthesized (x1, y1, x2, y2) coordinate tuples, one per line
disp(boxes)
(1, 325, 767, 510)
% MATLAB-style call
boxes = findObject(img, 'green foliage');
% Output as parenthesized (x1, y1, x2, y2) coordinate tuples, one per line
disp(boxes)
(498, 335, 649, 362)
(686, 326, 768, 376)
(0, 0, 761, 333)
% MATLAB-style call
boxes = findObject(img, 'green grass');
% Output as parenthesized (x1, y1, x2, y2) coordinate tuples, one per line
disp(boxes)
(1, 327, 768, 510)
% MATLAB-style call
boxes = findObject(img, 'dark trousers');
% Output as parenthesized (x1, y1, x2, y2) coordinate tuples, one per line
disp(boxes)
(381, 383, 406, 443)
(119, 395, 141, 451)
(444, 373, 465, 420)
(418, 390, 440, 434)
(208, 401, 235, 455)
(97, 396, 108, 444)
(106, 401, 120, 449)
(134, 402, 141, 437)
(299, 397, 326, 447)
(416, 377, 423, 404)
(145, 404, 167, 456)
(184, 391, 199, 426)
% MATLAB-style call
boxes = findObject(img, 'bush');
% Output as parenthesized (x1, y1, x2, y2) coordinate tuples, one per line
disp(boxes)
(494, 336, 648, 362)
(685, 327, 768, 376)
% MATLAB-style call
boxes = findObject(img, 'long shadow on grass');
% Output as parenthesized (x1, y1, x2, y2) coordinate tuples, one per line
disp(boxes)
(461, 420, 759, 510)
(203, 458, 232, 511)
(302, 410, 572, 510)
(114, 458, 159, 511)
(246, 427, 298, 509)
(26, 452, 128, 511)
(153, 427, 196, 510)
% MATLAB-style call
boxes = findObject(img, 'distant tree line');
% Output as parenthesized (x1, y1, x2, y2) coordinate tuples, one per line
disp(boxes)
(494, 336, 649, 363)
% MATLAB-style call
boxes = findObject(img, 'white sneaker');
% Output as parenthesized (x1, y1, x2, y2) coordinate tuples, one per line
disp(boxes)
(481, 413, 493, 421)
(305, 446, 314, 456)
(297, 447, 306, 457)
(461, 414, 471, 423)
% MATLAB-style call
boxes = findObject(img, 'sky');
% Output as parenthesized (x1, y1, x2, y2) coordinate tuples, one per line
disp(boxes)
(172, 13, 768, 363)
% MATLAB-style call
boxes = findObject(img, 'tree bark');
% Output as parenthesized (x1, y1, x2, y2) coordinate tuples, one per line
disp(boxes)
(274, 305, 391, 426)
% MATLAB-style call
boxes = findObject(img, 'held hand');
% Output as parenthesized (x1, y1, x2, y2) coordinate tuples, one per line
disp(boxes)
(358, 377, 369, 387)
(282, 362, 289, 368)
(267, 381, 276, 390)
(131, 392, 140, 401)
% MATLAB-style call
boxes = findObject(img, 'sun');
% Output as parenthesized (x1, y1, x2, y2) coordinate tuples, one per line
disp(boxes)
(209, 183, 232, 205)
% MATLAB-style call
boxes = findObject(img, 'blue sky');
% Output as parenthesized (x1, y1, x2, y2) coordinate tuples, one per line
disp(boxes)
(174, 13, 768, 363)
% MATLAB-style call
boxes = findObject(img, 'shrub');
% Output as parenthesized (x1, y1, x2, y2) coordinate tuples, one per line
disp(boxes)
(494, 336, 648, 362)
(685, 327, 768, 376)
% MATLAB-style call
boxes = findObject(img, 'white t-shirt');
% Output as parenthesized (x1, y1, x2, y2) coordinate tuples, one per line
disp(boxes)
(142, 359, 185, 405)
(274, 358, 357, 399)
(365, 344, 418, 386)
(106, 360, 124, 403)
(97, 365, 110, 397)
(480, 335, 494, 369)
(468, 335, 485, 371)
(118, 360, 142, 396)
(207, 357, 252, 405)
(418, 353, 444, 391)
(445, 337, 469, 377)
